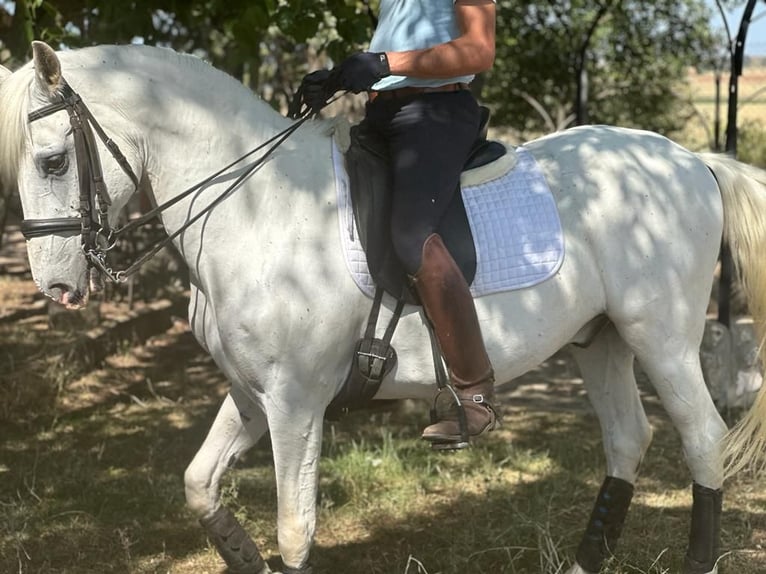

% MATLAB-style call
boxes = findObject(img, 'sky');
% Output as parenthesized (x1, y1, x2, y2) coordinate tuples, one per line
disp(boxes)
(707, 0, 766, 56)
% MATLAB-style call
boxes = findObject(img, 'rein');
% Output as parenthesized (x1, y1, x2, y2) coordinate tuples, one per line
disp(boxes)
(22, 80, 310, 283)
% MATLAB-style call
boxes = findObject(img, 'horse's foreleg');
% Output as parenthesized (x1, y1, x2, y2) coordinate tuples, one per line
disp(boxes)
(566, 324, 652, 574)
(265, 398, 324, 574)
(622, 323, 726, 574)
(185, 391, 271, 574)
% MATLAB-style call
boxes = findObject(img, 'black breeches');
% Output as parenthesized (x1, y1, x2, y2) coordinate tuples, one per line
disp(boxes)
(362, 90, 480, 274)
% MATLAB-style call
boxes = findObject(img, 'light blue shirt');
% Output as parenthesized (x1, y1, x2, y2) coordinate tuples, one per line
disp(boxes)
(369, 0, 475, 90)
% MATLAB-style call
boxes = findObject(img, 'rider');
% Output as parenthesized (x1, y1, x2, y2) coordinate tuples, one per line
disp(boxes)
(299, 0, 498, 447)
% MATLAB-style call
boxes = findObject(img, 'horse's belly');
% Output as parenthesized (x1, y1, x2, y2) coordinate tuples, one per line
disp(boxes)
(477, 238, 605, 382)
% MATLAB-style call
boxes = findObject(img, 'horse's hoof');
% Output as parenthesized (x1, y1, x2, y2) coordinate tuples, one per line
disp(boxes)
(564, 563, 595, 574)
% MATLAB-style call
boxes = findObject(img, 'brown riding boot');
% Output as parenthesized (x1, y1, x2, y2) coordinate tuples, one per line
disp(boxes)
(412, 233, 498, 445)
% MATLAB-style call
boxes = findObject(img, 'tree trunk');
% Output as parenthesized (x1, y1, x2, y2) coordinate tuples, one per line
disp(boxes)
(4, 0, 36, 64)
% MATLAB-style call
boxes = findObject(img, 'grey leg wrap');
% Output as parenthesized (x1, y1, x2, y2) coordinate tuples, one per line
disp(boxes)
(575, 476, 634, 573)
(281, 564, 313, 574)
(199, 506, 267, 574)
(683, 483, 723, 574)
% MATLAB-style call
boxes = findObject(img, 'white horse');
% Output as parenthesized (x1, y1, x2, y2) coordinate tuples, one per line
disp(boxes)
(2, 42, 766, 574)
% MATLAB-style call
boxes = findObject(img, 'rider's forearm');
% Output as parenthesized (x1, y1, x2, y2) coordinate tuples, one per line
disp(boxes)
(385, 37, 495, 79)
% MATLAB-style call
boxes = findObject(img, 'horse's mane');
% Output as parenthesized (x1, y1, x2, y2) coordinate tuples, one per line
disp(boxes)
(0, 44, 296, 189)
(0, 65, 34, 188)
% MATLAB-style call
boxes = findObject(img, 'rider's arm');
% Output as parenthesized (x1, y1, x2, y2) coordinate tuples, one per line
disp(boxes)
(384, 0, 496, 78)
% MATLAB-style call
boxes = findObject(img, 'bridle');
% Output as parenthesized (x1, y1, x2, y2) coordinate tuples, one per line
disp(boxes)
(22, 82, 140, 279)
(21, 79, 312, 283)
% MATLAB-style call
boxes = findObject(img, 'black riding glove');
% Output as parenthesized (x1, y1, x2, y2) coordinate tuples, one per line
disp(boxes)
(290, 69, 337, 118)
(335, 52, 391, 94)
(289, 52, 390, 119)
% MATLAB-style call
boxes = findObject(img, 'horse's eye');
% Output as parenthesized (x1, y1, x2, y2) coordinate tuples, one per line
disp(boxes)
(40, 154, 68, 175)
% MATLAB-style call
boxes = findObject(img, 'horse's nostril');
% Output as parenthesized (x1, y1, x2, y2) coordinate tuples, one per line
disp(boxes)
(47, 282, 71, 301)
(46, 282, 87, 307)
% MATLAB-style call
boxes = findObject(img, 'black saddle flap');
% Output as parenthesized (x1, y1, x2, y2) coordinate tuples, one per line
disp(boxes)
(345, 124, 487, 304)
(345, 125, 409, 298)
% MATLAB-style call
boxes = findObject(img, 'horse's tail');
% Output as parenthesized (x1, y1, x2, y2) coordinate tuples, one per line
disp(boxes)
(698, 152, 766, 478)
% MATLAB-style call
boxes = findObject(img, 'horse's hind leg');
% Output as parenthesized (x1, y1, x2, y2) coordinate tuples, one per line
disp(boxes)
(185, 390, 271, 574)
(619, 318, 726, 574)
(565, 323, 652, 574)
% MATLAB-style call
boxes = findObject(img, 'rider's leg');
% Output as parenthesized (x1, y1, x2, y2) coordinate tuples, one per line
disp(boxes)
(412, 233, 497, 442)
(366, 90, 496, 444)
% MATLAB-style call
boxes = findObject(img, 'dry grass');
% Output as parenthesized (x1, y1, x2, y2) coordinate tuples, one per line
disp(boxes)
(679, 65, 766, 150)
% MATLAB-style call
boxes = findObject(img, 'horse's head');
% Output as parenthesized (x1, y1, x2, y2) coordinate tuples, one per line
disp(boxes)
(1, 42, 142, 308)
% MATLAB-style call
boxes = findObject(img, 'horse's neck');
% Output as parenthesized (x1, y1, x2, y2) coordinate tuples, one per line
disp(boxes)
(76, 48, 335, 277)
(121, 63, 337, 292)
(118, 52, 294, 212)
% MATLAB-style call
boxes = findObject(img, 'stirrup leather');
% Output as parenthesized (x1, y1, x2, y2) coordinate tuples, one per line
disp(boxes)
(422, 319, 498, 451)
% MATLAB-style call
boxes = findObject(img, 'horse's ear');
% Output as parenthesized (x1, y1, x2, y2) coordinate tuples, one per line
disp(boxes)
(32, 41, 62, 96)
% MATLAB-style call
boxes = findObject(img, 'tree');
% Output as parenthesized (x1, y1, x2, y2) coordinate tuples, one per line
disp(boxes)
(0, 1, 375, 95)
(739, 121, 766, 168)
(0, 1, 376, 243)
(483, 0, 721, 138)
(2, 1, 723, 133)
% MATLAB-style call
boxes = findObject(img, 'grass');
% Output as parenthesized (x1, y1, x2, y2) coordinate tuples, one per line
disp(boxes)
(306, 409, 764, 574)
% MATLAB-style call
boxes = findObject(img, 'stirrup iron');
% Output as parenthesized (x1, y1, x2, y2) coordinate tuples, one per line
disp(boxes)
(425, 321, 471, 451)
(428, 384, 471, 451)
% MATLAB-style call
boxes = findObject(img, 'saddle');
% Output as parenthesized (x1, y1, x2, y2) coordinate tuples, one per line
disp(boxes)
(326, 107, 506, 420)
(344, 106, 507, 305)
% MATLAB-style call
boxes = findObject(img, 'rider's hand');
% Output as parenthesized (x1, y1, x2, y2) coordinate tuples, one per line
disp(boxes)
(289, 52, 390, 118)
(290, 68, 339, 118)
(335, 52, 391, 94)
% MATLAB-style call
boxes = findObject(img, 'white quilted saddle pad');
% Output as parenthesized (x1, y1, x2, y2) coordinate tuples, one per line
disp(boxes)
(332, 142, 564, 299)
